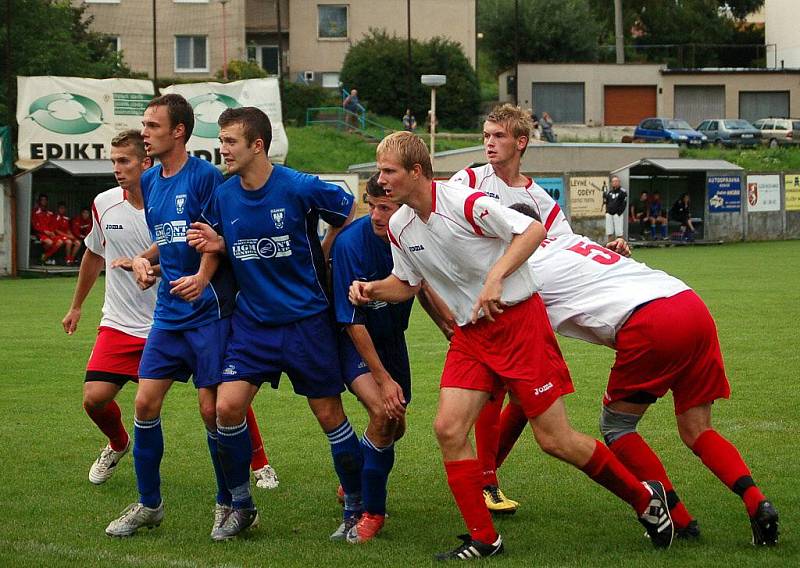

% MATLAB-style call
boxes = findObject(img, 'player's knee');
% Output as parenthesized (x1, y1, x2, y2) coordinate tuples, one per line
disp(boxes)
(134, 392, 162, 420)
(599, 405, 642, 446)
(392, 419, 406, 442)
(215, 398, 244, 426)
(534, 430, 568, 458)
(433, 415, 465, 448)
(313, 401, 347, 432)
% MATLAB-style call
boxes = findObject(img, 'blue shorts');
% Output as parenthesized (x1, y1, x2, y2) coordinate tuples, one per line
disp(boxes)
(138, 318, 231, 389)
(339, 330, 412, 404)
(220, 309, 345, 399)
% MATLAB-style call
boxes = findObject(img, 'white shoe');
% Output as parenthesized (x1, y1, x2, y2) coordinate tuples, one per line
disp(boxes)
(89, 439, 130, 485)
(211, 503, 232, 536)
(105, 502, 164, 537)
(253, 465, 279, 489)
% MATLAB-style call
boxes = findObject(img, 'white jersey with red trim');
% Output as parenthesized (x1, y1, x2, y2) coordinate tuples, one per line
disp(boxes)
(450, 163, 572, 237)
(389, 180, 538, 327)
(85, 186, 157, 338)
(532, 233, 690, 347)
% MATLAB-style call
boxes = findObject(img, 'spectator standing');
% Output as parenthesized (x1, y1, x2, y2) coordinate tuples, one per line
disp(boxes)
(603, 175, 627, 243)
(343, 89, 361, 128)
(402, 109, 417, 132)
(540, 111, 556, 142)
(670, 193, 695, 242)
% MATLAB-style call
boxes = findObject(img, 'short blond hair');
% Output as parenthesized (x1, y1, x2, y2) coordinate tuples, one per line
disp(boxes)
(376, 131, 433, 178)
(111, 129, 147, 160)
(486, 103, 533, 154)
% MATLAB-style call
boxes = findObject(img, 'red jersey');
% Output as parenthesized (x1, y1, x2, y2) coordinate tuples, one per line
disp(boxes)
(71, 216, 92, 239)
(32, 207, 56, 234)
(54, 214, 72, 234)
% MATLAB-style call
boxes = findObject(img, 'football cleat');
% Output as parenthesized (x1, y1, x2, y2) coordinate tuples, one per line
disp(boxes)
(675, 519, 701, 540)
(253, 465, 280, 489)
(346, 512, 385, 544)
(638, 481, 674, 549)
(330, 514, 360, 541)
(483, 485, 519, 515)
(89, 440, 130, 485)
(435, 534, 504, 561)
(105, 501, 164, 537)
(211, 507, 259, 541)
(750, 500, 779, 546)
(211, 503, 232, 535)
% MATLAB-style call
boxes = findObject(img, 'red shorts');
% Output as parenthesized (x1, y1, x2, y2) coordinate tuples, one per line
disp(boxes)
(441, 294, 574, 418)
(86, 326, 146, 381)
(605, 290, 730, 415)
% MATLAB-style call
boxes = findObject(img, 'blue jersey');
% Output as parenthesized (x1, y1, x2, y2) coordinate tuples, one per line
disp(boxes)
(142, 156, 235, 330)
(331, 215, 413, 342)
(203, 164, 354, 325)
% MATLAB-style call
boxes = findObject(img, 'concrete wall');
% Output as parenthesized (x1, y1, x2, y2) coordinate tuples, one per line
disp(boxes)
(766, 0, 800, 68)
(0, 179, 12, 276)
(289, 0, 475, 77)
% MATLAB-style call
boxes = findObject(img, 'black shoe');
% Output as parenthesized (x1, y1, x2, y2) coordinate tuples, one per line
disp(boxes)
(639, 481, 674, 549)
(211, 507, 259, 541)
(751, 500, 779, 546)
(435, 534, 504, 561)
(676, 519, 701, 540)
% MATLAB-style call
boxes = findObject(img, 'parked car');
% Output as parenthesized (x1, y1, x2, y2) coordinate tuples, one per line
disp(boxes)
(696, 119, 761, 147)
(634, 118, 707, 146)
(752, 118, 800, 148)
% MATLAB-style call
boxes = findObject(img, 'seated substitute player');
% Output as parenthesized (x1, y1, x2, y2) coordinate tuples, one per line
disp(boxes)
(31, 193, 66, 265)
(71, 206, 93, 262)
(62, 130, 156, 485)
(54, 201, 82, 265)
(492, 202, 779, 547)
(186, 106, 359, 541)
(349, 131, 675, 560)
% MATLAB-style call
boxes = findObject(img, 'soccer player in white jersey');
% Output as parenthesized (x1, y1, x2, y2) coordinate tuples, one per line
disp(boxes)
(349, 132, 674, 560)
(62, 130, 155, 485)
(492, 202, 779, 547)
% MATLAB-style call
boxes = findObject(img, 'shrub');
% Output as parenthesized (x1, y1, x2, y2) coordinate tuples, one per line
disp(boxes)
(281, 82, 339, 125)
(216, 59, 268, 81)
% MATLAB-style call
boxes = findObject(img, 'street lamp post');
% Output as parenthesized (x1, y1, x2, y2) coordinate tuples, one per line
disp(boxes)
(421, 74, 446, 172)
(220, 0, 229, 80)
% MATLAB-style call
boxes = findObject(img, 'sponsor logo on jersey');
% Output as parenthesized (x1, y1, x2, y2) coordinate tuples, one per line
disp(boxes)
(271, 208, 285, 229)
(366, 299, 389, 310)
(231, 235, 292, 261)
(154, 220, 188, 245)
(175, 194, 187, 214)
(408, 244, 425, 252)
(533, 382, 554, 396)
(105, 223, 124, 230)
(485, 191, 500, 199)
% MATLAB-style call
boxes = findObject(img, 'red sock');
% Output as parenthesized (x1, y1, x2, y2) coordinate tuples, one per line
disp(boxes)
(496, 401, 528, 469)
(691, 429, 765, 517)
(246, 406, 269, 470)
(85, 400, 128, 451)
(474, 393, 504, 487)
(43, 242, 61, 259)
(581, 440, 650, 515)
(444, 459, 497, 544)
(610, 433, 693, 529)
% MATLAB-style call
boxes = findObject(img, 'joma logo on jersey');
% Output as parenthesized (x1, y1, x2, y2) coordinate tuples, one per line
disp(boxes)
(105, 223, 124, 230)
(271, 208, 285, 229)
(154, 220, 187, 245)
(408, 244, 425, 252)
(175, 194, 187, 214)
(534, 382, 554, 396)
(485, 191, 500, 199)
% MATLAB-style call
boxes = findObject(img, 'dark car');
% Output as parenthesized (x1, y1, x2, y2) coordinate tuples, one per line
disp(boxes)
(696, 119, 761, 147)
(752, 118, 800, 148)
(634, 118, 707, 146)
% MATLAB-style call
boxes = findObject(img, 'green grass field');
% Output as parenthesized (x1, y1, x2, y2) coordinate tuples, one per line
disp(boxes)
(1, 241, 798, 567)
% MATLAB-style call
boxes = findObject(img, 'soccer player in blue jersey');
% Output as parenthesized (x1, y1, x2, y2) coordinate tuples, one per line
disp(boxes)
(187, 106, 359, 541)
(105, 94, 239, 538)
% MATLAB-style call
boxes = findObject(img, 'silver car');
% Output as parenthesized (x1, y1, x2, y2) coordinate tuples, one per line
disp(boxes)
(752, 118, 800, 148)
(695, 119, 761, 148)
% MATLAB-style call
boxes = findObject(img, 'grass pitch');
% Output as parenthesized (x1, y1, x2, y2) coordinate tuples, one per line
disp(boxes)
(0, 241, 798, 567)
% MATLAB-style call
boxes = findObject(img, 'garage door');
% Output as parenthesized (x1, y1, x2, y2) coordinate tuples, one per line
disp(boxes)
(604, 85, 657, 126)
(532, 83, 584, 124)
(674, 85, 725, 127)
(739, 91, 790, 123)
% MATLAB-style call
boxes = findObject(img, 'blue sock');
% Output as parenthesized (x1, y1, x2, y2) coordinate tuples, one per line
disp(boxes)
(650, 225, 656, 239)
(217, 419, 253, 510)
(327, 419, 363, 517)
(361, 434, 395, 515)
(206, 429, 232, 506)
(133, 416, 163, 508)
(661, 224, 667, 238)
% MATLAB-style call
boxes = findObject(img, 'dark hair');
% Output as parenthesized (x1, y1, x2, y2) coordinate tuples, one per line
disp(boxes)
(508, 202, 541, 223)
(218, 107, 272, 151)
(37, 193, 48, 201)
(81, 206, 91, 213)
(111, 129, 147, 160)
(147, 94, 194, 141)
(56, 201, 67, 208)
(365, 172, 387, 198)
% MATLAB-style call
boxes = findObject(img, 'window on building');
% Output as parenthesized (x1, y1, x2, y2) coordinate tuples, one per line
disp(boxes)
(247, 44, 280, 75)
(105, 36, 120, 52)
(321, 72, 340, 89)
(318, 5, 348, 39)
(175, 36, 208, 72)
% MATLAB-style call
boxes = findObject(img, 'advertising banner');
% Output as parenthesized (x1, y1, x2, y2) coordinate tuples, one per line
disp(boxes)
(533, 176, 566, 210)
(746, 175, 780, 212)
(707, 175, 741, 213)
(568, 175, 607, 218)
(16, 76, 154, 165)
(785, 173, 800, 212)
(162, 78, 288, 165)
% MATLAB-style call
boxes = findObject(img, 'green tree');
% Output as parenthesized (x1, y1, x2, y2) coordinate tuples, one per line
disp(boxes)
(216, 60, 268, 82)
(339, 29, 480, 129)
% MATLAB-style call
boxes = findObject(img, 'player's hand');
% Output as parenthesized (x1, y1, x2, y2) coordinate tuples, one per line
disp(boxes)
(471, 277, 505, 324)
(132, 256, 157, 290)
(62, 307, 81, 335)
(348, 280, 372, 306)
(605, 237, 631, 257)
(170, 273, 209, 303)
(187, 222, 224, 254)
(379, 376, 407, 420)
(110, 256, 134, 271)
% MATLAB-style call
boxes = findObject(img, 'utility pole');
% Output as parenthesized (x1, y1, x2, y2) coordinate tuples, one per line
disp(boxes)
(276, 0, 284, 78)
(5, 0, 13, 129)
(614, 0, 624, 64)
(513, 0, 519, 104)
(406, 0, 412, 112)
(220, 0, 229, 80)
(152, 0, 158, 85)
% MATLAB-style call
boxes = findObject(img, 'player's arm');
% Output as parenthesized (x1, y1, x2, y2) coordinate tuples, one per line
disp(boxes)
(131, 243, 160, 290)
(321, 200, 355, 261)
(416, 281, 456, 340)
(62, 249, 104, 335)
(170, 251, 219, 303)
(349, 274, 419, 306)
(187, 222, 226, 255)
(346, 324, 407, 419)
